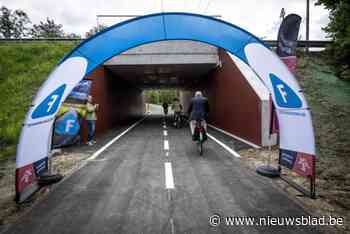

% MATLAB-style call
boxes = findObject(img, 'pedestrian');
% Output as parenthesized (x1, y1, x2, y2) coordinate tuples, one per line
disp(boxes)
(86, 95, 99, 145)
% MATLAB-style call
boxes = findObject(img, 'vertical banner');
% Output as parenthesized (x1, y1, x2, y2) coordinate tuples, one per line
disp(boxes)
(276, 14, 302, 73)
(245, 42, 316, 180)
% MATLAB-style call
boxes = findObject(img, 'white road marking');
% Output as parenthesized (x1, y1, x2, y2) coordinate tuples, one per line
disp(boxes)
(165, 162, 175, 189)
(208, 124, 260, 148)
(163, 130, 168, 136)
(164, 140, 169, 150)
(165, 152, 169, 157)
(163, 125, 167, 129)
(170, 218, 175, 234)
(207, 133, 241, 158)
(87, 116, 147, 161)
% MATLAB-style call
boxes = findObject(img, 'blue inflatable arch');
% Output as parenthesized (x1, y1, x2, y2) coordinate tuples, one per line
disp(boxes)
(16, 12, 316, 202)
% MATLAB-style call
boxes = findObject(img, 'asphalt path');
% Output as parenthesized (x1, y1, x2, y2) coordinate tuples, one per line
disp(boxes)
(3, 114, 323, 234)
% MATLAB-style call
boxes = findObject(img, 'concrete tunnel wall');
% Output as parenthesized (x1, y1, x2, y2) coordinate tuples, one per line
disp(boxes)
(82, 66, 145, 139)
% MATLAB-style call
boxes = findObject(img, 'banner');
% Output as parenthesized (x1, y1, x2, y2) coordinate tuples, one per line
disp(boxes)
(52, 108, 81, 148)
(52, 80, 92, 148)
(244, 42, 316, 179)
(67, 80, 92, 103)
(276, 14, 302, 73)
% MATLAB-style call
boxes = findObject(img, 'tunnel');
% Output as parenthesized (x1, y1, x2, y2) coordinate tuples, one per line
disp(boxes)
(84, 40, 275, 147)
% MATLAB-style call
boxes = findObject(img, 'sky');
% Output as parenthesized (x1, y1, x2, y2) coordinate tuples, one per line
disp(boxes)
(0, 0, 330, 39)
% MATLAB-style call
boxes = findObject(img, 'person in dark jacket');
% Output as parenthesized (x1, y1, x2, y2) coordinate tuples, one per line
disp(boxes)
(187, 91, 209, 137)
(162, 102, 169, 116)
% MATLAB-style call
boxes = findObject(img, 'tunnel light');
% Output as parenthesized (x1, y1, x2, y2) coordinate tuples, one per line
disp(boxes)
(157, 67, 172, 74)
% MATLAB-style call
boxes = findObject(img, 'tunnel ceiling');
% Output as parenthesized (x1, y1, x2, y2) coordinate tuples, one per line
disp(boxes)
(104, 40, 220, 89)
(105, 63, 217, 89)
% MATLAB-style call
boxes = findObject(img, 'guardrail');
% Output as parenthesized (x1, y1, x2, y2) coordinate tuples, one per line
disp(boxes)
(0, 38, 333, 48)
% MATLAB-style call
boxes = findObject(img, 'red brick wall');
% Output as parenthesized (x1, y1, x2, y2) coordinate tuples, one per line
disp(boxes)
(82, 66, 144, 141)
(200, 49, 262, 145)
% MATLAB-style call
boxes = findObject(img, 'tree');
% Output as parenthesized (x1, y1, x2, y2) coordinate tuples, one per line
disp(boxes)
(85, 24, 107, 38)
(30, 18, 65, 38)
(0, 6, 31, 38)
(316, 0, 350, 79)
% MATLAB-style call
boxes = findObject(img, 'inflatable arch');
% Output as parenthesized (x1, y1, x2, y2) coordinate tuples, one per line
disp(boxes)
(16, 13, 316, 202)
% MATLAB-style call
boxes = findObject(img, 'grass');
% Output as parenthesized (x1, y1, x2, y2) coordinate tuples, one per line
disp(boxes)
(296, 53, 350, 211)
(0, 42, 76, 161)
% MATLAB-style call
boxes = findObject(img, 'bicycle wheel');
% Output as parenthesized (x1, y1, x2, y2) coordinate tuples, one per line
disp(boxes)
(177, 117, 181, 128)
(198, 132, 203, 155)
(196, 141, 202, 155)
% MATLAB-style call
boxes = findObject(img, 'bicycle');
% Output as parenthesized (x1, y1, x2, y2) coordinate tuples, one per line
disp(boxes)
(173, 112, 182, 128)
(193, 119, 207, 155)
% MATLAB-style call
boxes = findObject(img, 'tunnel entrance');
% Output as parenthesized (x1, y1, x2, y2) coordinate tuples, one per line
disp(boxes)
(84, 40, 273, 147)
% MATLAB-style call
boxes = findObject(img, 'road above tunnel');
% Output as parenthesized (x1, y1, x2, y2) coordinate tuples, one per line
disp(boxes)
(4, 115, 323, 234)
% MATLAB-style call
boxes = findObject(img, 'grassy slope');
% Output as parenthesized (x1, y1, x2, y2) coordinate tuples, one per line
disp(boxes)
(296, 53, 350, 210)
(0, 42, 75, 161)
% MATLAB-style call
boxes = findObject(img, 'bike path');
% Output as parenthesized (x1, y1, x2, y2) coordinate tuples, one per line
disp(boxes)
(3, 115, 323, 234)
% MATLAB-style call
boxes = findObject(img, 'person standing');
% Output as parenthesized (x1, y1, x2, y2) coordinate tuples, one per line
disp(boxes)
(86, 95, 99, 145)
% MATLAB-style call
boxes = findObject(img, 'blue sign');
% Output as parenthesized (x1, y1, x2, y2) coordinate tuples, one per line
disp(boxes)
(270, 74, 302, 108)
(32, 85, 66, 119)
(279, 149, 297, 169)
(33, 157, 48, 176)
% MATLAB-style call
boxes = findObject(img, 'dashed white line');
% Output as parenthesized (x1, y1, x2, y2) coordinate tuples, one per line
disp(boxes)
(164, 162, 175, 189)
(170, 218, 175, 234)
(163, 130, 168, 136)
(207, 133, 241, 158)
(165, 152, 169, 157)
(164, 140, 169, 151)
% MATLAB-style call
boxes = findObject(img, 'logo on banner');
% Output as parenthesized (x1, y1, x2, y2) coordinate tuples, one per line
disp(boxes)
(33, 157, 48, 176)
(293, 153, 314, 177)
(32, 84, 66, 119)
(16, 164, 36, 192)
(55, 111, 80, 136)
(270, 73, 302, 108)
(279, 149, 297, 169)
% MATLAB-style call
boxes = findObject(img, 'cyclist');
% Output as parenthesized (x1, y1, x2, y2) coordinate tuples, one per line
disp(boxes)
(162, 102, 169, 116)
(187, 91, 209, 140)
(172, 98, 183, 125)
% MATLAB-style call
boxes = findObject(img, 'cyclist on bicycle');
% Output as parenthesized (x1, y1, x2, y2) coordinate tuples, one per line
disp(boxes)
(187, 91, 209, 140)
(162, 102, 169, 116)
(172, 98, 183, 124)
